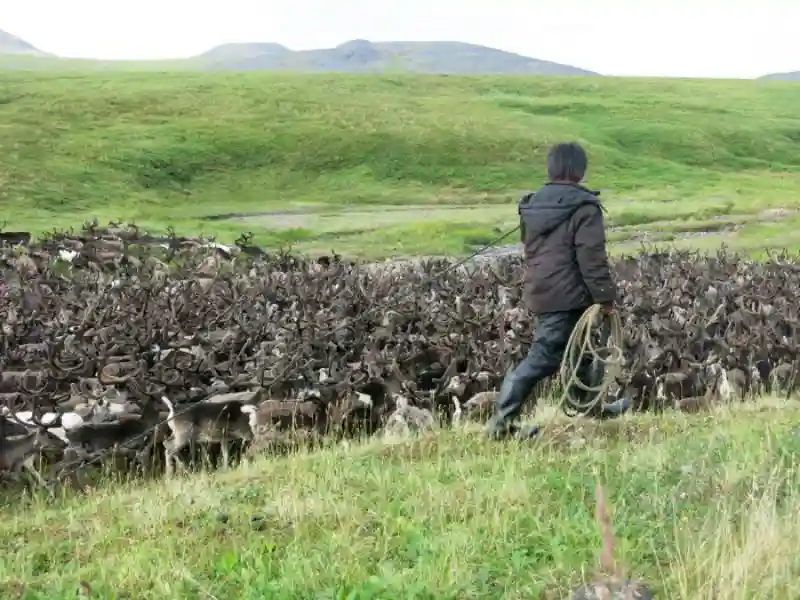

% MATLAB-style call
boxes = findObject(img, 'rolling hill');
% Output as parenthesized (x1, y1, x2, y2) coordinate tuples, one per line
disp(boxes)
(196, 39, 599, 75)
(0, 28, 595, 75)
(760, 71, 800, 81)
(0, 28, 46, 55)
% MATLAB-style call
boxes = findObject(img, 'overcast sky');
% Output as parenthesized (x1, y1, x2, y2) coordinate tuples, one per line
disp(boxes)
(4, 0, 798, 77)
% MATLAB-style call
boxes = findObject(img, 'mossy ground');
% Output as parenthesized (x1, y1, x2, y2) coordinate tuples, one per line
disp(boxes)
(2, 398, 799, 599)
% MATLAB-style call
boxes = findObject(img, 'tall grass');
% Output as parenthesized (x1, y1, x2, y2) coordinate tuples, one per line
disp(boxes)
(2, 399, 800, 598)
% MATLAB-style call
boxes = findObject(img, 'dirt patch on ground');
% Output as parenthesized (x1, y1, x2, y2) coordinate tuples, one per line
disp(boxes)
(230, 205, 510, 232)
(207, 205, 509, 230)
(200, 208, 318, 222)
(619, 220, 744, 244)
(759, 207, 800, 221)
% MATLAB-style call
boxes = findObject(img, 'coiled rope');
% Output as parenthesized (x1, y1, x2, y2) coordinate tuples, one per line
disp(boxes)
(556, 303, 625, 417)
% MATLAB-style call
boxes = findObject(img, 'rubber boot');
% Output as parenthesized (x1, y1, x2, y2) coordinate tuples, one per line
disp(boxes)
(577, 351, 608, 418)
(598, 392, 632, 420)
(573, 324, 631, 420)
(485, 367, 523, 439)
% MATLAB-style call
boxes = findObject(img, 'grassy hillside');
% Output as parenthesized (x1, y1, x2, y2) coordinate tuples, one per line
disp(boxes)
(1, 71, 800, 258)
(3, 399, 800, 599)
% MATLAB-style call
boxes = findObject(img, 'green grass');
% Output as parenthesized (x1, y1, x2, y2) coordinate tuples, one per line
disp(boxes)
(3, 398, 800, 599)
(2, 71, 800, 257)
(3, 70, 799, 599)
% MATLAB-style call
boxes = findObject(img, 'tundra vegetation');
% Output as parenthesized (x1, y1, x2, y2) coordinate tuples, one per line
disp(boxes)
(2, 72, 800, 258)
(1, 72, 800, 598)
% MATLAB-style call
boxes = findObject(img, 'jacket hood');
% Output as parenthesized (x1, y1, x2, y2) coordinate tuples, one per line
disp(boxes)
(518, 182, 602, 239)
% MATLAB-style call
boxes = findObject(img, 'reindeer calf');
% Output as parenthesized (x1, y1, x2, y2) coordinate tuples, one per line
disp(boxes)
(240, 397, 329, 455)
(771, 362, 800, 396)
(655, 371, 700, 405)
(725, 368, 748, 400)
(240, 398, 327, 436)
(382, 395, 437, 437)
(454, 391, 498, 424)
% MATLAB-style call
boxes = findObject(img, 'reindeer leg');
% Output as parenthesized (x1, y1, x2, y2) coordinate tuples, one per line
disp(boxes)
(220, 442, 231, 470)
(451, 397, 462, 426)
(172, 436, 192, 474)
(136, 441, 154, 478)
(22, 459, 54, 498)
(174, 450, 188, 474)
(163, 440, 176, 477)
(200, 444, 213, 472)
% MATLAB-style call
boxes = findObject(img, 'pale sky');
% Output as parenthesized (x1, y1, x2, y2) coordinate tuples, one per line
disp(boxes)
(4, 0, 798, 78)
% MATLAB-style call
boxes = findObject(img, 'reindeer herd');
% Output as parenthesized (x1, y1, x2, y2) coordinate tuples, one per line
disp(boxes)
(0, 222, 799, 492)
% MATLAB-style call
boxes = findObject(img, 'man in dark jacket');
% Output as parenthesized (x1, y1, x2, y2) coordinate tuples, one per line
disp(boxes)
(486, 142, 618, 439)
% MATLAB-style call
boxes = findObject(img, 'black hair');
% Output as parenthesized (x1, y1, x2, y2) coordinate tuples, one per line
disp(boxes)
(546, 142, 588, 183)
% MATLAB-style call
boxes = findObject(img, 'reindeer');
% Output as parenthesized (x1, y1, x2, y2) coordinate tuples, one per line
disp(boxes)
(654, 370, 702, 406)
(724, 367, 748, 400)
(453, 391, 498, 424)
(240, 394, 330, 456)
(59, 377, 139, 424)
(0, 409, 67, 490)
(59, 399, 167, 476)
(770, 361, 800, 396)
(721, 346, 763, 399)
(240, 395, 328, 437)
(381, 395, 437, 437)
(160, 395, 254, 476)
(325, 389, 379, 437)
(0, 370, 54, 395)
(0, 231, 31, 246)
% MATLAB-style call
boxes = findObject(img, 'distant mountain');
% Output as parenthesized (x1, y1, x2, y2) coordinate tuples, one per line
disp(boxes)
(200, 43, 291, 66)
(0, 31, 596, 76)
(197, 40, 599, 76)
(0, 29, 46, 55)
(760, 71, 800, 81)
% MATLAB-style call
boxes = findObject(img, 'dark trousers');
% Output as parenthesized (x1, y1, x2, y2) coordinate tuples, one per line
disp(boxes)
(487, 310, 593, 434)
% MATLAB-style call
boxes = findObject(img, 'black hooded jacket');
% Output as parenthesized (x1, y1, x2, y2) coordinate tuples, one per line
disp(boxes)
(517, 182, 616, 314)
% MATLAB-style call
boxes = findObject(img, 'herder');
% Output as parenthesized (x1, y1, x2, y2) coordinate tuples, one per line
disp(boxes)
(486, 142, 619, 440)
